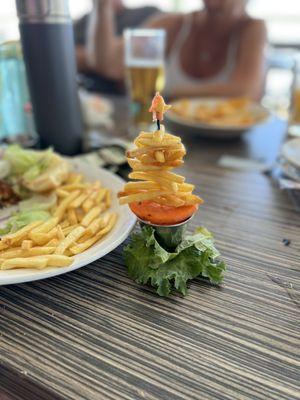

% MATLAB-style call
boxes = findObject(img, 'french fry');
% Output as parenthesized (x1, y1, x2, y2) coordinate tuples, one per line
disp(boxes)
(0, 241, 9, 251)
(54, 226, 85, 255)
(62, 224, 79, 236)
(127, 143, 182, 158)
(56, 188, 69, 198)
(136, 138, 181, 147)
(153, 128, 164, 142)
(165, 149, 186, 161)
(128, 172, 178, 192)
(31, 217, 59, 234)
(0, 247, 55, 259)
(177, 193, 204, 205)
(87, 181, 101, 192)
(21, 240, 33, 251)
(157, 171, 185, 184)
(89, 188, 100, 202)
(54, 190, 80, 221)
(178, 183, 195, 192)
(24, 247, 56, 256)
(105, 190, 111, 208)
(2, 221, 44, 246)
(81, 206, 103, 227)
(64, 249, 73, 257)
(1, 256, 48, 270)
(155, 195, 185, 207)
(138, 154, 156, 164)
(46, 238, 59, 247)
(67, 209, 78, 225)
(0, 248, 24, 259)
(70, 213, 117, 254)
(127, 159, 171, 171)
(75, 209, 84, 222)
(138, 131, 180, 141)
(123, 181, 160, 192)
(69, 192, 88, 209)
(95, 188, 107, 204)
(1, 254, 73, 270)
(60, 219, 70, 229)
(44, 254, 73, 267)
(57, 225, 65, 241)
(79, 216, 105, 239)
(154, 151, 165, 163)
(29, 228, 58, 246)
(119, 190, 171, 205)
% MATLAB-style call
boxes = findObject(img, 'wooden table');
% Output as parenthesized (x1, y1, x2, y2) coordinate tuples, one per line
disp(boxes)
(0, 105, 299, 400)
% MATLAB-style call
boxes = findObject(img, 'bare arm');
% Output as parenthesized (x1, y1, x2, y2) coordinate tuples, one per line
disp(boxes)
(87, 0, 124, 80)
(75, 46, 91, 72)
(170, 20, 267, 101)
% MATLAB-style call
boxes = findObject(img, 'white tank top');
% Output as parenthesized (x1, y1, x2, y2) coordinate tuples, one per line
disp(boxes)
(164, 14, 238, 96)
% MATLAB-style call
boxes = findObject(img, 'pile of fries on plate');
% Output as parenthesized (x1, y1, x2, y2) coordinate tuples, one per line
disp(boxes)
(172, 97, 257, 127)
(118, 125, 202, 207)
(0, 172, 117, 270)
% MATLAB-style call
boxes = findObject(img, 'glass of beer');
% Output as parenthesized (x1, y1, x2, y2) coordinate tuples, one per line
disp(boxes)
(124, 29, 166, 130)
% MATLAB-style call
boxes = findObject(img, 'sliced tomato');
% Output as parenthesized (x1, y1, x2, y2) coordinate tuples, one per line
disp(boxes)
(129, 200, 198, 225)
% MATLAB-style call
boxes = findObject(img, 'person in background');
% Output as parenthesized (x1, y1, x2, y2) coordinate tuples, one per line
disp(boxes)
(74, 0, 160, 93)
(88, 0, 267, 100)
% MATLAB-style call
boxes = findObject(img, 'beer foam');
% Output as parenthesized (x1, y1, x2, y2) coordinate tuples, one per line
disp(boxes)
(126, 59, 164, 68)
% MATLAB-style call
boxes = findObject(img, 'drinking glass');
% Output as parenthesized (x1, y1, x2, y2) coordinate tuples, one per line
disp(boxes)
(124, 29, 166, 131)
(0, 41, 36, 145)
(288, 56, 300, 137)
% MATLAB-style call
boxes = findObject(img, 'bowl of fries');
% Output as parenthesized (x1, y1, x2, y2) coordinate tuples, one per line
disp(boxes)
(0, 158, 136, 285)
(166, 97, 270, 139)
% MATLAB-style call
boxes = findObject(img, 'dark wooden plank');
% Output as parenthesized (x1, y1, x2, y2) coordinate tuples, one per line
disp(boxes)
(0, 363, 64, 400)
(0, 163, 299, 400)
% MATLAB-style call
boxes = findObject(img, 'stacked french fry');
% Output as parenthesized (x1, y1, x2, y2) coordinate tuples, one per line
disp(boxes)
(118, 125, 203, 207)
(0, 172, 117, 270)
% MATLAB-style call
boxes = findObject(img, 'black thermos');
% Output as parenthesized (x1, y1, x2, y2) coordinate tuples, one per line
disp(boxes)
(16, 0, 82, 155)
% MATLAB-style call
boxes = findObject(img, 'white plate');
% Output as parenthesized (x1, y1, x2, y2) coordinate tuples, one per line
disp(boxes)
(0, 163, 136, 285)
(279, 157, 300, 182)
(166, 97, 270, 139)
(282, 138, 300, 169)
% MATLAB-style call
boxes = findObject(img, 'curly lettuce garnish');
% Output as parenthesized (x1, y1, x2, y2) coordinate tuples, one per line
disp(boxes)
(124, 226, 226, 297)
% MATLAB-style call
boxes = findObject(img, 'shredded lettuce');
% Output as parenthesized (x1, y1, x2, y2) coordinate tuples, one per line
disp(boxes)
(19, 192, 57, 212)
(124, 226, 226, 297)
(4, 145, 53, 180)
(0, 210, 50, 235)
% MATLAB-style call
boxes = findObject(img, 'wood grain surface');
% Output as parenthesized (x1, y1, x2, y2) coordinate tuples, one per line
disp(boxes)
(0, 110, 300, 400)
(0, 164, 299, 400)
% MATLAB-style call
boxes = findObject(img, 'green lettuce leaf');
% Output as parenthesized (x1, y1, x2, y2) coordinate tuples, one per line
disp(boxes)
(4, 145, 53, 180)
(0, 210, 50, 235)
(124, 226, 226, 297)
(19, 192, 57, 212)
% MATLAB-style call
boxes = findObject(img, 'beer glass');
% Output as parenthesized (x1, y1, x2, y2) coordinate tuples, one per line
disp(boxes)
(124, 29, 166, 130)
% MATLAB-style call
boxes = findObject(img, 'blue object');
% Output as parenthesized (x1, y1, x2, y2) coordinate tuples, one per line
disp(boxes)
(0, 41, 34, 141)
